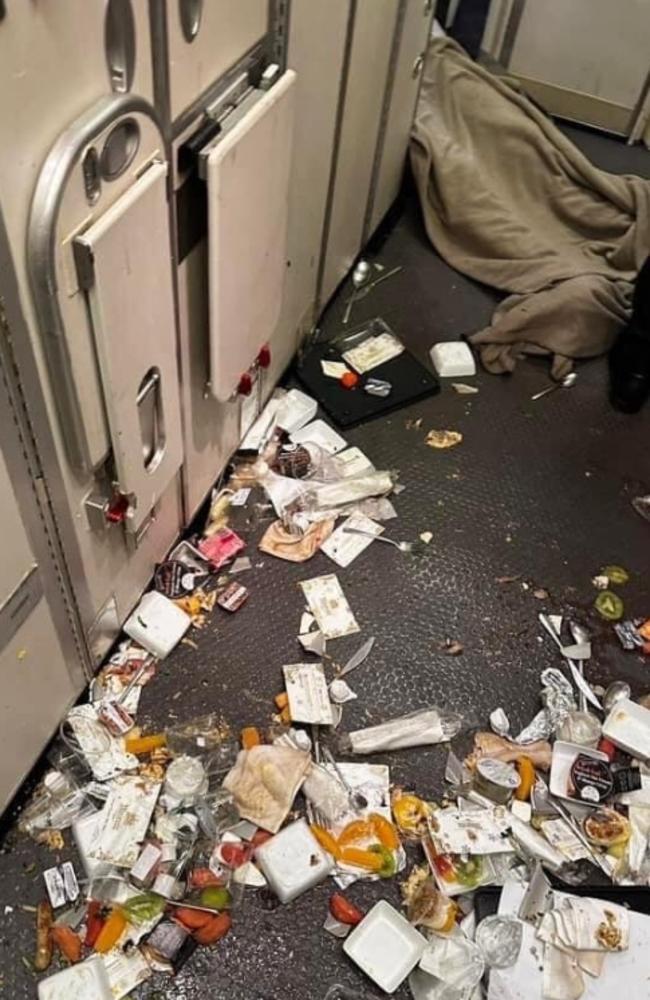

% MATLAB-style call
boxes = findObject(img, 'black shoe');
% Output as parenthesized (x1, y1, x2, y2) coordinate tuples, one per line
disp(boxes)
(609, 256, 650, 414)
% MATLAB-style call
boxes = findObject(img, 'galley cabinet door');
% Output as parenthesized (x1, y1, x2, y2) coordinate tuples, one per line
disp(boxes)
(74, 163, 183, 536)
(366, 0, 436, 237)
(204, 71, 296, 402)
(319, 0, 400, 306)
(165, 0, 269, 123)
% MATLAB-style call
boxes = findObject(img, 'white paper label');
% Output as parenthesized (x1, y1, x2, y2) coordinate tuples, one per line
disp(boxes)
(299, 574, 360, 639)
(283, 663, 333, 725)
(342, 332, 404, 374)
(431, 806, 511, 856)
(130, 843, 162, 882)
(152, 872, 177, 897)
(103, 949, 152, 998)
(540, 819, 590, 862)
(334, 447, 374, 479)
(321, 513, 384, 568)
(320, 360, 350, 379)
(90, 775, 162, 868)
(230, 488, 251, 507)
(43, 867, 67, 908)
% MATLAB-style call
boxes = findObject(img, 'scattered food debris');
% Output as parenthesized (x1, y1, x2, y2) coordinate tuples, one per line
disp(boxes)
(440, 638, 464, 656)
(11, 390, 650, 1000)
(425, 429, 463, 449)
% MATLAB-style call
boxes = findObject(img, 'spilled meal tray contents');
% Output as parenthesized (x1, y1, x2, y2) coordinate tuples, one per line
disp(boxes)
(9, 384, 650, 1000)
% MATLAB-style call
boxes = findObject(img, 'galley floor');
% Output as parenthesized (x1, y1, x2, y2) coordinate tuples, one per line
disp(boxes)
(0, 125, 649, 1000)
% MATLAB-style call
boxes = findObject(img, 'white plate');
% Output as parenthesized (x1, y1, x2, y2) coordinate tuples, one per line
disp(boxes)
(343, 900, 426, 994)
(549, 740, 610, 805)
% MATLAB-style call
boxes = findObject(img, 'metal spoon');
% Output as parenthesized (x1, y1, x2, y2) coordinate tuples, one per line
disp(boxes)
(531, 372, 577, 401)
(602, 680, 631, 714)
(352, 265, 403, 301)
(343, 526, 414, 553)
(342, 260, 372, 325)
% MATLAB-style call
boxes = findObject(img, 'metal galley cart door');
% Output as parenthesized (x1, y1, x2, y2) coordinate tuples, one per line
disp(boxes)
(27, 100, 184, 661)
(0, 208, 88, 810)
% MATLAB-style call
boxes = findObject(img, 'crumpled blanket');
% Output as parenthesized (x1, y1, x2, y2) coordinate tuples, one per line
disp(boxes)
(410, 38, 650, 378)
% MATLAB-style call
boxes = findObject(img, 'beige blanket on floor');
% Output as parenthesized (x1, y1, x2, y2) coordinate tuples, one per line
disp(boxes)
(410, 38, 650, 377)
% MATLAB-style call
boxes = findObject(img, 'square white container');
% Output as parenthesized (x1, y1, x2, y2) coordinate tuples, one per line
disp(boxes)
(123, 591, 191, 658)
(603, 699, 650, 759)
(255, 819, 333, 903)
(38, 957, 112, 1000)
(429, 341, 476, 378)
(343, 900, 427, 994)
(276, 388, 318, 434)
(549, 740, 611, 804)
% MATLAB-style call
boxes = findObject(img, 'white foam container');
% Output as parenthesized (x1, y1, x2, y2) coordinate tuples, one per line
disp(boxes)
(123, 591, 191, 658)
(429, 341, 476, 378)
(255, 819, 333, 903)
(343, 900, 427, 994)
(602, 699, 650, 759)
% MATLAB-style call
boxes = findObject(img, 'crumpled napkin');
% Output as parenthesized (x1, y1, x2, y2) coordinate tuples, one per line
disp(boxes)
(538, 897, 629, 1000)
(258, 518, 335, 562)
(223, 746, 311, 833)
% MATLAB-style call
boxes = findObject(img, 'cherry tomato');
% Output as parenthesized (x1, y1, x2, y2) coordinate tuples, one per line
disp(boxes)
(220, 843, 249, 868)
(340, 371, 359, 389)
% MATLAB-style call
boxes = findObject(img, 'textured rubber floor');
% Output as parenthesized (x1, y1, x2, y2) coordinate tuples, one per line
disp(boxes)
(0, 132, 649, 1000)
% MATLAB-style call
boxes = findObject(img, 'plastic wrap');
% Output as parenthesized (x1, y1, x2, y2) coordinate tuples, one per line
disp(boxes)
(341, 708, 463, 755)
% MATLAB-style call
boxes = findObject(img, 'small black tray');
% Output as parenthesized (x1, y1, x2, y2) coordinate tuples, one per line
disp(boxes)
(296, 320, 439, 429)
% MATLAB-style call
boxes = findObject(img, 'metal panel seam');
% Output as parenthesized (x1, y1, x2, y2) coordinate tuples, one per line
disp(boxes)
(315, 0, 357, 315)
(362, 0, 408, 244)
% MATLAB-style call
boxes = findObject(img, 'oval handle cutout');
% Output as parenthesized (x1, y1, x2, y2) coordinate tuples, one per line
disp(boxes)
(179, 0, 203, 43)
(105, 0, 136, 93)
(100, 119, 140, 180)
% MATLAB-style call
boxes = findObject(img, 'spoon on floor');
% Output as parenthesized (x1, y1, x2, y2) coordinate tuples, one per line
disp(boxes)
(531, 372, 577, 401)
(344, 526, 414, 553)
(602, 680, 631, 714)
(342, 260, 372, 325)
